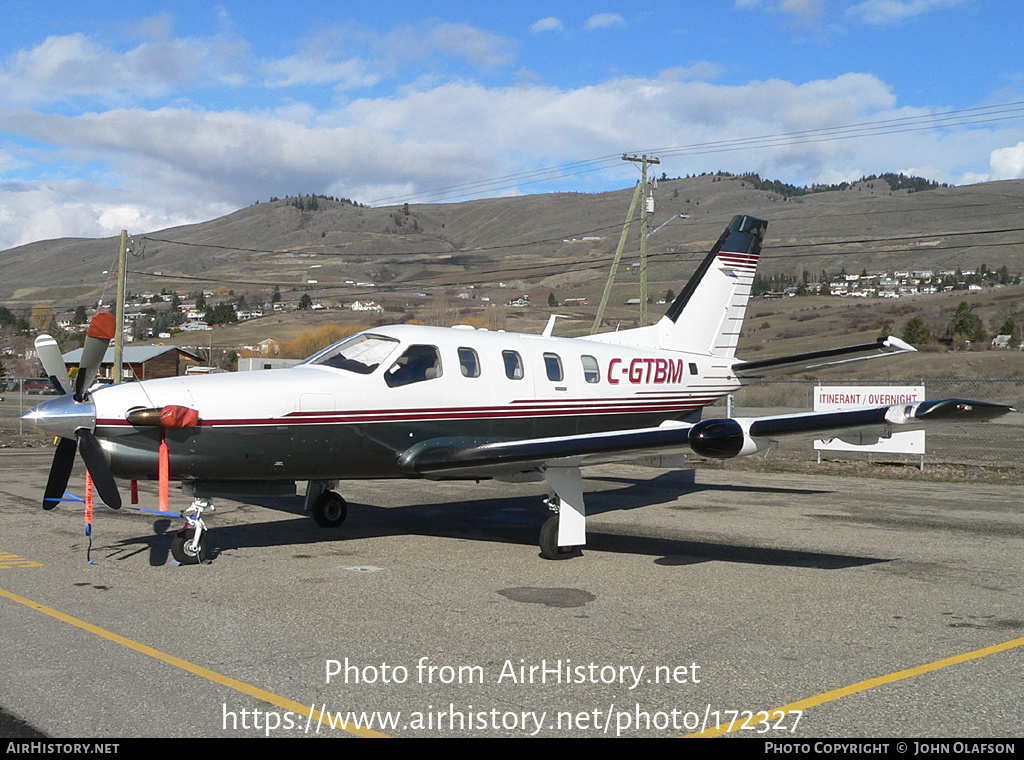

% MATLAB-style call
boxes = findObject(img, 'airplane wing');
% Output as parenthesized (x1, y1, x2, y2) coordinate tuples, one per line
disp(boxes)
(397, 422, 696, 477)
(732, 336, 915, 378)
(398, 398, 1015, 477)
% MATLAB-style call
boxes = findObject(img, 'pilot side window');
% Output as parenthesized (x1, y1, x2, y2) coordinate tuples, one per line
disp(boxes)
(502, 350, 524, 380)
(581, 355, 600, 383)
(385, 345, 442, 388)
(458, 347, 480, 378)
(306, 333, 399, 374)
(543, 353, 563, 382)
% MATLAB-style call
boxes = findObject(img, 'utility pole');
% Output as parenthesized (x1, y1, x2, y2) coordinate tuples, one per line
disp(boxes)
(113, 230, 128, 384)
(590, 182, 643, 334)
(622, 154, 659, 326)
(591, 154, 659, 333)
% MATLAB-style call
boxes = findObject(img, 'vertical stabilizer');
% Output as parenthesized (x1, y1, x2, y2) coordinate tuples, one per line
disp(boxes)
(658, 215, 766, 355)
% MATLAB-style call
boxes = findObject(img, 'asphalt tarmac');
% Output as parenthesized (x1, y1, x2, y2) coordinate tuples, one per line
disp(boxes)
(1, 449, 1022, 739)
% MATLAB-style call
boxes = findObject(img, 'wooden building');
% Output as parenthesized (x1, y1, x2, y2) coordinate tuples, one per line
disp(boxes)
(62, 346, 204, 382)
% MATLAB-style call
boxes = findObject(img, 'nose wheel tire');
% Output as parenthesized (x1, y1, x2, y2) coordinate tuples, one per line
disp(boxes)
(171, 528, 207, 565)
(539, 515, 582, 560)
(311, 491, 347, 528)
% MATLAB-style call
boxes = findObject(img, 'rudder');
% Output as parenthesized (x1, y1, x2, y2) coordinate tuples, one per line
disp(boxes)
(659, 214, 767, 356)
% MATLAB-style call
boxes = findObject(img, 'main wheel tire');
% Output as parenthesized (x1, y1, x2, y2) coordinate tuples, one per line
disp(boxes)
(539, 515, 582, 560)
(311, 491, 347, 528)
(171, 528, 207, 565)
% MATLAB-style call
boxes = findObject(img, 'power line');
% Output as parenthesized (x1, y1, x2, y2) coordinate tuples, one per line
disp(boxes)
(364, 100, 1024, 206)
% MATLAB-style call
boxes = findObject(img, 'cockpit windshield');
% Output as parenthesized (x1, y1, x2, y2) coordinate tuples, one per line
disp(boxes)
(304, 334, 399, 374)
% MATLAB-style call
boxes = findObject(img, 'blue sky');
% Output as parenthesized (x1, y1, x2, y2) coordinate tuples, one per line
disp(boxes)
(1, 0, 1022, 250)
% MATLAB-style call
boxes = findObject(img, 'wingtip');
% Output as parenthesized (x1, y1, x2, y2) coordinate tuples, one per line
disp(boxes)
(882, 335, 916, 353)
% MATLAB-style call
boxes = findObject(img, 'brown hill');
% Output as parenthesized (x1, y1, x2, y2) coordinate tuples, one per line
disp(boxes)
(3, 175, 1024, 309)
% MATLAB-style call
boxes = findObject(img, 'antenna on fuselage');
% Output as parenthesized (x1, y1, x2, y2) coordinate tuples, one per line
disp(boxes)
(542, 314, 568, 337)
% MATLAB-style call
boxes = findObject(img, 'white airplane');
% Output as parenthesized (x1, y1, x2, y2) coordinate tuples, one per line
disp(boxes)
(23, 215, 1014, 564)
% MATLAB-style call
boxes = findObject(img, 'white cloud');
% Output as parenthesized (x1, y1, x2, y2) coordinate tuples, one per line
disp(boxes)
(989, 142, 1024, 180)
(427, 22, 518, 69)
(585, 13, 627, 30)
(657, 62, 722, 82)
(375, 22, 518, 72)
(0, 179, 212, 250)
(846, 0, 973, 26)
(531, 17, 564, 33)
(779, 0, 827, 24)
(0, 22, 1014, 253)
(0, 31, 250, 105)
(264, 52, 381, 90)
(734, 0, 826, 24)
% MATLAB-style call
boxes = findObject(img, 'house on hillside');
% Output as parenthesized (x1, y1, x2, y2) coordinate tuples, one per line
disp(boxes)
(350, 300, 383, 312)
(257, 339, 280, 356)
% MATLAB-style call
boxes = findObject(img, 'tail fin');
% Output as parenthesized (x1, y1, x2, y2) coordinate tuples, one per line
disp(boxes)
(658, 214, 766, 355)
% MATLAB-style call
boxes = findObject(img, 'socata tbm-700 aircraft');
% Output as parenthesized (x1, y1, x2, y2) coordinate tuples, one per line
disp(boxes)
(24, 215, 1014, 563)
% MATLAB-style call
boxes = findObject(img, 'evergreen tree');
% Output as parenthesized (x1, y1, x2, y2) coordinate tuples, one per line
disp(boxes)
(947, 302, 985, 345)
(901, 317, 930, 346)
(998, 317, 1020, 347)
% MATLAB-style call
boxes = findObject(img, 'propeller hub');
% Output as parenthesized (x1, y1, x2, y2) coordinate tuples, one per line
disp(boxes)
(22, 394, 96, 440)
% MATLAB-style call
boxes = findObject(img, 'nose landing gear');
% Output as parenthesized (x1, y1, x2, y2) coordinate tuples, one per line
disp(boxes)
(171, 498, 213, 565)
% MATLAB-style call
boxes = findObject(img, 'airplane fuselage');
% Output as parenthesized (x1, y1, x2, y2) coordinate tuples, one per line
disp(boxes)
(91, 323, 741, 484)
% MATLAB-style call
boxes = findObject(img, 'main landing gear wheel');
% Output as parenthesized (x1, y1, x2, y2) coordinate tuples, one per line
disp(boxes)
(539, 515, 582, 560)
(311, 491, 347, 528)
(171, 528, 207, 565)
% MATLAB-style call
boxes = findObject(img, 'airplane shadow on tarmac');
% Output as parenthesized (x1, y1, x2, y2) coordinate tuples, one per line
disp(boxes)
(114, 470, 882, 570)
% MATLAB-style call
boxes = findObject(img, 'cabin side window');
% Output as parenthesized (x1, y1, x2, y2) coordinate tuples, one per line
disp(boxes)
(502, 350, 524, 380)
(385, 345, 443, 387)
(543, 353, 563, 382)
(458, 347, 480, 378)
(581, 355, 600, 384)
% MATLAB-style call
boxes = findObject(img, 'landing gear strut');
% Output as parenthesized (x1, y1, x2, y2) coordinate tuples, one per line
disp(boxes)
(539, 510, 582, 560)
(538, 476, 584, 560)
(172, 498, 212, 564)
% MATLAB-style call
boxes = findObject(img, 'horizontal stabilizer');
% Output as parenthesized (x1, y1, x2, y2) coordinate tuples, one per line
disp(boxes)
(733, 336, 915, 379)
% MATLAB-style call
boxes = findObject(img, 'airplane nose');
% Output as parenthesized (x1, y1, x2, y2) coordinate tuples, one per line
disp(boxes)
(22, 394, 96, 440)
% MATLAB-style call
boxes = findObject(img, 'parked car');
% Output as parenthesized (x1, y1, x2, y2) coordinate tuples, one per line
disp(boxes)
(24, 379, 52, 395)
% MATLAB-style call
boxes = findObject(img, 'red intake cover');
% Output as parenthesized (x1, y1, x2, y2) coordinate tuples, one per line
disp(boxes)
(160, 405, 200, 428)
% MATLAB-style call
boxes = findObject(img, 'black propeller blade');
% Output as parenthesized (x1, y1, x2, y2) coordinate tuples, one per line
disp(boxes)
(77, 429, 122, 510)
(43, 437, 78, 510)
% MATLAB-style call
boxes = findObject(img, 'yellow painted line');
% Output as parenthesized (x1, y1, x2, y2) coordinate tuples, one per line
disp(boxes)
(686, 634, 1024, 737)
(0, 586, 389, 738)
(0, 551, 44, 569)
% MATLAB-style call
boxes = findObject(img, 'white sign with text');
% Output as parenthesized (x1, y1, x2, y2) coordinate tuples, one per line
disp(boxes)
(813, 385, 925, 455)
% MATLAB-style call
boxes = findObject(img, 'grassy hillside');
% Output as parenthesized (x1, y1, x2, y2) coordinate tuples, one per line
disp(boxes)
(2, 174, 1023, 384)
